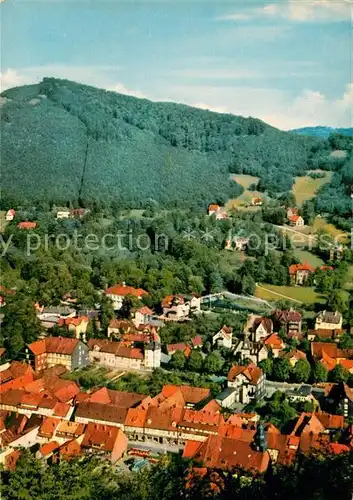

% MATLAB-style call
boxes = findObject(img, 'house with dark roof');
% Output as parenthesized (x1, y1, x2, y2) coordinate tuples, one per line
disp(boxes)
(315, 310, 343, 331)
(273, 309, 302, 336)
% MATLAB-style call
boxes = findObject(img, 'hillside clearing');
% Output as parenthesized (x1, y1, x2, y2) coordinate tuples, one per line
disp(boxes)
(312, 217, 349, 244)
(0, 211, 9, 233)
(227, 175, 264, 212)
(292, 172, 332, 206)
(255, 284, 325, 304)
(293, 250, 325, 268)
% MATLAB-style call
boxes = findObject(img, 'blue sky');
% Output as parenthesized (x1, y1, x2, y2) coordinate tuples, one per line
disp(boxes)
(1, 0, 352, 129)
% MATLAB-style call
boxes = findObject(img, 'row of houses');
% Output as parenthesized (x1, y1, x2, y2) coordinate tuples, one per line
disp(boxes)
(0, 360, 352, 473)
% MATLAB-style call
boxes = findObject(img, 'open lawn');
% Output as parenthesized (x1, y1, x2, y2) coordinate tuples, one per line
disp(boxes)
(232, 174, 260, 189)
(227, 175, 264, 212)
(345, 265, 353, 291)
(312, 217, 349, 244)
(292, 171, 332, 206)
(293, 249, 325, 268)
(255, 284, 325, 304)
(0, 211, 9, 233)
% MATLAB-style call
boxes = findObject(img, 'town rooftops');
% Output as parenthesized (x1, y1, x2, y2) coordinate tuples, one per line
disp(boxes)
(161, 385, 211, 405)
(82, 422, 126, 452)
(28, 337, 81, 356)
(87, 387, 145, 407)
(264, 333, 284, 349)
(88, 339, 144, 359)
(104, 283, 148, 298)
(279, 349, 307, 362)
(273, 309, 302, 323)
(288, 215, 302, 223)
(57, 316, 89, 327)
(227, 363, 263, 385)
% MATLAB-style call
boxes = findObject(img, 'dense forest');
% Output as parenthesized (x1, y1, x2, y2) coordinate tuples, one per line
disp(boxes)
(313, 151, 353, 231)
(1, 78, 322, 207)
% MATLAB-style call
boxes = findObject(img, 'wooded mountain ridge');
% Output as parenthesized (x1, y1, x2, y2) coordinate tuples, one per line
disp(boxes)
(2, 78, 326, 207)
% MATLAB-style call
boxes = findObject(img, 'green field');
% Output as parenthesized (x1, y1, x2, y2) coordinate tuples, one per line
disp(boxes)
(226, 175, 264, 212)
(0, 211, 9, 233)
(255, 284, 325, 304)
(292, 172, 332, 206)
(293, 250, 325, 268)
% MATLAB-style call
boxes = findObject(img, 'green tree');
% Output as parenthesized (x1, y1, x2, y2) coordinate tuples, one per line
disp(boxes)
(188, 350, 203, 372)
(329, 364, 349, 383)
(170, 350, 186, 370)
(293, 359, 311, 383)
(258, 358, 273, 377)
(312, 362, 328, 382)
(203, 351, 224, 374)
(272, 358, 291, 381)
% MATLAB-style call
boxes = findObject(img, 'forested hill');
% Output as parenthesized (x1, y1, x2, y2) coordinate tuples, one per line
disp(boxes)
(292, 126, 353, 138)
(2, 77, 321, 207)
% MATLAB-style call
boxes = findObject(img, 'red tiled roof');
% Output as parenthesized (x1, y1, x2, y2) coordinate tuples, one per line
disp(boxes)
(38, 417, 61, 438)
(17, 222, 37, 230)
(208, 204, 220, 212)
(136, 306, 153, 315)
(125, 408, 147, 428)
(82, 423, 127, 453)
(227, 363, 263, 385)
(288, 215, 303, 223)
(57, 316, 88, 327)
(59, 439, 82, 460)
(274, 309, 302, 323)
(309, 329, 345, 340)
(28, 337, 80, 356)
(311, 342, 338, 360)
(161, 385, 210, 405)
(191, 335, 203, 347)
(166, 343, 188, 353)
(39, 441, 60, 457)
(53, 402, 71, 417)
(88, 387, 144, 407)
(253, 317, 273, 334)
(75, 402, 129, 425)
(161, 294, 186, 308)
(280, 349, 307, 362)
(289, 263, 314, 275)
(105, 284, 148, 298)
(186, 434, 270, 473)
(264, 333, 285, 349)
(316, 412, 344, 429)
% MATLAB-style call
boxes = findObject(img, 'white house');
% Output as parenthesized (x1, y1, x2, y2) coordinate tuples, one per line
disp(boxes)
(315, 310, 343, 331)
(212, 326, 233, 349)
(5, 209, 16, 221)
(55, 208, 71, 219)
(233, 337, 268, 365)
(161, 295, 201, 321)
(226, 363, 265, 405)
(104, 283, 148, 311)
